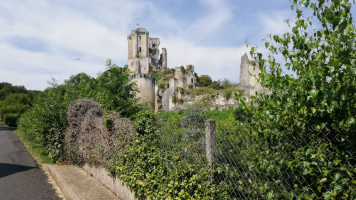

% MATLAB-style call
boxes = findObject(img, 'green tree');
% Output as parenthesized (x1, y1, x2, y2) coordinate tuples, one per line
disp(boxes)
(234, 0, 356, 198)
(197, 75, 212, 87)
(220, 78, 233, 89)
(95, 59, 139, 117)
(0, 93, 31, 127)
(0, 82, 28, 100)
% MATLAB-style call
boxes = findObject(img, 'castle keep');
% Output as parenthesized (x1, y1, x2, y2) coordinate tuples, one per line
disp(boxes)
(128, 28, 265, 111)
(127, 28, 167, 74)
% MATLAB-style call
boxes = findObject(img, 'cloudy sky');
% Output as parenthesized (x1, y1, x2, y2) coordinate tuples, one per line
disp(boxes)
(0, 0, 319, 90)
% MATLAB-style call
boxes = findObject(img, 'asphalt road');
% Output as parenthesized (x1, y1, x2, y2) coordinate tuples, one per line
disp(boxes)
(0, 126, 60, 200)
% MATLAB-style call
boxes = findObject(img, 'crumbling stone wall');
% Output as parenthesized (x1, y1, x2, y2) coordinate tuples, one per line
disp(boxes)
(65, 99, 135, 166)
(238, 53, 269, 97)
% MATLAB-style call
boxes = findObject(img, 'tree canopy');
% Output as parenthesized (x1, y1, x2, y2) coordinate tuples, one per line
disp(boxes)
(234, 0, 355, 198)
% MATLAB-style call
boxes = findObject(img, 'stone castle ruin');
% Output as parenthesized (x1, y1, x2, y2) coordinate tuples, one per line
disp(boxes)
(128, 28, 265, 111)
(127, 28, 167, 73)
(128, 28, 197, 111)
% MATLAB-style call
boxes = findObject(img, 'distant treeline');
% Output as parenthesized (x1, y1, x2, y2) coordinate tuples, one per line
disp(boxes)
(0, 82, 41, 127)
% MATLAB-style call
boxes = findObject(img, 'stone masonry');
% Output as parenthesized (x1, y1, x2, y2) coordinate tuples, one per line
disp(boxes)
(127, 28, 266, 111)
(128, 28, 197, 111)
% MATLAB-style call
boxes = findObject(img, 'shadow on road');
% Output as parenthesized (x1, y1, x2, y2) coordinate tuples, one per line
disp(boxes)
(0, 163, 36, 178)
(0, 126, 16, 131)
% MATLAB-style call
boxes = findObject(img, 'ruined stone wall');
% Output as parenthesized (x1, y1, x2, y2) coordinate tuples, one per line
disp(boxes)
(139, 32, 149, 58)
(128, 58, 150, 74)
(148, 38, 160, 62)
(130, 74, 156, 108)
(239, 53, 250, 89)
(161, 48, 167, 69)
(238, 53, 268, 96)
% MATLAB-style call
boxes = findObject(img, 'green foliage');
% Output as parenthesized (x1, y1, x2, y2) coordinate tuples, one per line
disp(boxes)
(0, 83, 39, 127)
(95, 60, 139, 117)
(187, 64, 194, 71)
(108, 134, 227, 199)
(205, 108, 234, 122)
(178, 87, 185, 94)
(149, 69, 174, 92)
(18, 86, 68, 162)
(180, 66, 186, 74)
(158, 83, 166, 90)
(208, 80, 221, 90)
(0, 82, 28, 100)
(181, 103, 206, 128)
(233, 0, 356, 198)
(104, 103, 232, 199)
(203, 78, 234, 90)
(224, 90, 232, 100)
(3, 113, 19, 127)
(233, 99, 251, 124)
(0, 93, 32, 127)
(172, 95, 183, 104)
(134, 108, 157, 136)
(220, 78, 233, 89)
(197, 75, 212, 87)
(18, 59, 138, 162)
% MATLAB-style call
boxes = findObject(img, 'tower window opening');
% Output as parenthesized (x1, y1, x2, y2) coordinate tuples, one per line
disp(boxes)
(191, 78, 194, 83)
(139, 47, 142, 52)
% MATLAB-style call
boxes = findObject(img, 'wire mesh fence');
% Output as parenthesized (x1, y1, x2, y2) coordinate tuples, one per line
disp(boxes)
(156, 115, 356, 199)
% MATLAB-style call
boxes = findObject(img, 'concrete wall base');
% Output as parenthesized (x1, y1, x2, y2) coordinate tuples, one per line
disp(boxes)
(83, 164, 139, 200)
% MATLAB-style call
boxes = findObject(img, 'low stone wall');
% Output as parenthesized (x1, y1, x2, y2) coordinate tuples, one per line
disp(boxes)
(83, 164, 137, 200)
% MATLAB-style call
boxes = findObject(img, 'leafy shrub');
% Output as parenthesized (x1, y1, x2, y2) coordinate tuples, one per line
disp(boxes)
(224, 90, 232, 100)
(0, 93, 33, 127)
(179, 66, 186, 74)
(0, 82, 28, 101)
(181, 102, 206, 129)
(18, 60, 138, 163)
(134, 108, 157, 136)
(230, 0, 356, 198)
(3, 113, 19, 127)
(18, 87, 68, 162)
(197, 75, 212, 87)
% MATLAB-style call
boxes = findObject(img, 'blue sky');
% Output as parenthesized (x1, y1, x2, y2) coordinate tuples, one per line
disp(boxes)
(0, 0, 353, 90)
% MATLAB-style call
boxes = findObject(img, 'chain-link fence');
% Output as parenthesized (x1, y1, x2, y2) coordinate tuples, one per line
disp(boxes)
(156, 115, 356, 199)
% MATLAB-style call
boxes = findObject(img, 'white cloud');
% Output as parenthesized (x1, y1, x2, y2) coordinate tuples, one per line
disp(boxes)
(163, 37, 248, 83)
(0, 42, 102, 89)
(0, 0, 291, 90)
(259, 11, 291, 36)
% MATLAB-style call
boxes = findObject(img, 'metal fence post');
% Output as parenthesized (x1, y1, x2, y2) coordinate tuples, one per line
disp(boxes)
(205, 120, 217, 166)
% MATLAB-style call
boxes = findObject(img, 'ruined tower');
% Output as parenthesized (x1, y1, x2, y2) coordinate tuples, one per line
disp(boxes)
(239, 53, 250, 89)
(127, 28, 167, 74)
(161, 48, 167, 69)
(239, 53, 266, 96)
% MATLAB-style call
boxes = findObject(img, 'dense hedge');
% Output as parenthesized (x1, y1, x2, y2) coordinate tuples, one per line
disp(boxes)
(18, 61, 139, 162)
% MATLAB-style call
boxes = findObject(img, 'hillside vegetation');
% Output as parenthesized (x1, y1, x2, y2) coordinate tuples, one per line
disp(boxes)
(0, 0, 354, 199)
